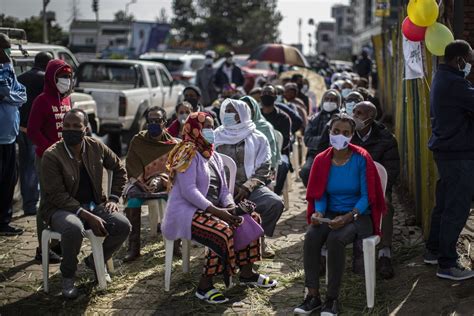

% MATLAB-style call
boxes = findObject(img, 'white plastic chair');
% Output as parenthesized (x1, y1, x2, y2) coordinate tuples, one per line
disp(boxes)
(146, 199, 166, 237)
(323, 162, 387, 308)
(42, 229, 109, 292)
(273, 131, 289, 210)
(163, 153, 237, 292)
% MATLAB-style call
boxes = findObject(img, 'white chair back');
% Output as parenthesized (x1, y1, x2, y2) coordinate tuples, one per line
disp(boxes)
(374, 162, 388, 197)
(218, 153, 237, 195)
(274, 130, 283, 155)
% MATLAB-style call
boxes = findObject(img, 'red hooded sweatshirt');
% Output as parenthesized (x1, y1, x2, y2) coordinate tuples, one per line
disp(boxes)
(27, 59, 72, 157)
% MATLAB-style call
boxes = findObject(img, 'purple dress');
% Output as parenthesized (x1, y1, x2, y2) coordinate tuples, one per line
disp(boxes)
(162, 153, 234, 240)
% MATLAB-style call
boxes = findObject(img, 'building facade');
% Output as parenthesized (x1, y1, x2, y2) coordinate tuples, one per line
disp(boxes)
(316, 22, 335, 58)
(331, 4, 354, 60)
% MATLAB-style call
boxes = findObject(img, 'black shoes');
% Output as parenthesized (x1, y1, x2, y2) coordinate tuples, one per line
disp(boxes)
(321, 297, 339, 316)
(35, 247, 61, 264)
(378, 256, 395, 279)
(294, 295, 322, 314)
(0, 224, 24, 236)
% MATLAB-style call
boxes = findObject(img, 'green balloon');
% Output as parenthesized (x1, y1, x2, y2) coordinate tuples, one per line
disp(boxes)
(425, 23, 454, 56)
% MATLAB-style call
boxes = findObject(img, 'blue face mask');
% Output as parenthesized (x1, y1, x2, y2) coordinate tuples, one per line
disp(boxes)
(148, 123, 162, 137)
(202, 128, 215, 144)
(223, 112, 237, 126)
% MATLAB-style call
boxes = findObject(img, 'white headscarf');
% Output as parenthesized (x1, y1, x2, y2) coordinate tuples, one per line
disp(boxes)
(215, 99, 271, 179)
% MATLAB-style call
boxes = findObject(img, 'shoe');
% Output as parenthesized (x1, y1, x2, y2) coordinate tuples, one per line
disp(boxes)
(35, 247, 61, 264)
(352, 240, 364, 275)
(62, 277, 79, 299)
(378, 256, 395, 279)
(321, 297, 339, 316)
(436, 266, 474, 281)
(423, 250, 438, 265)
(123, 208, 141, 262)
(195, 287, 229, 304)
(293, 295, 322, 314)
(0, 225, 24, 236)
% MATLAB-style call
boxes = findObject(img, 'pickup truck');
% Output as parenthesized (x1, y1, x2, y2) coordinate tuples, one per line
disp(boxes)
(75, 59, 185, 145)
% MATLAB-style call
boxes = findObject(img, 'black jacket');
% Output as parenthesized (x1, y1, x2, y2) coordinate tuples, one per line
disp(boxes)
(304, 109, 339, 156)
(315, 121, 400, 192)
(262, 107, 292, 156)
(428, 64, 474, 160)
(214, 64, 245, 89)
(17, 67, 45, 128)
(275, 102, 303, 134)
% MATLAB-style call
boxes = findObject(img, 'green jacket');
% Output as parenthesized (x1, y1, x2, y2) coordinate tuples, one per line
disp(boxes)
(40, 136, 127, 224)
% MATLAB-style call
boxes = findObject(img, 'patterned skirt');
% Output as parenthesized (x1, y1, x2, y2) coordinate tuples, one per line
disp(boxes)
(191, 210, 262, 277)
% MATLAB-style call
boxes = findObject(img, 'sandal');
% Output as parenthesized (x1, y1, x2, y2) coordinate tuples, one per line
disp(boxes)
(239, 273, 278, 288)
(195, 287, 229, 304)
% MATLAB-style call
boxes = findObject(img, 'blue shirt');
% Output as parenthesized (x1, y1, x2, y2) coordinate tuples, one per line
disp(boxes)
(0, 63, 27, 144)
(314, 153, 369, 215)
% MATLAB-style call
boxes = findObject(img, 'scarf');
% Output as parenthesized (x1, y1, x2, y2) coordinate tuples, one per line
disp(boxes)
(306, 144, 387, 236)
(215, 98, 271, 179)
(240, 96, 280, 168)
(166, 112, 214, 189)
(125, 130, 177, 179)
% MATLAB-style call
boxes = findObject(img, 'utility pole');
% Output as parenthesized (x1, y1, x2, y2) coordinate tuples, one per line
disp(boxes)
(298, 18, 302, 45)
(92, 0, 99, 56)
(43, 0, 50, 44)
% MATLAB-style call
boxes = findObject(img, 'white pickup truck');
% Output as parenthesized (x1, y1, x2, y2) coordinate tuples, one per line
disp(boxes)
(75, 59, 185, 145)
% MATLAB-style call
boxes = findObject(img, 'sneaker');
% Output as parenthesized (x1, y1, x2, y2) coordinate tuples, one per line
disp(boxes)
(423, 251, 438, 265)
(436, 266, 474, 281)
(0, 225, 24, 236)
(378, 256, 395, 279)
(35, 247, 61, 264)
(293, 295, 322, 314)
(321, 297, 339, 316)
(62, 277, 79, 299)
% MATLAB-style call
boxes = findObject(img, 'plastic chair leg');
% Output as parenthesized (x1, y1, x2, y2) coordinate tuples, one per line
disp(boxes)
(363, 236, 380, 308)
(283, 180, 290, 210)
(41, 230, 51, 293)
(147, 200, 160, 237)
(106, 258, 115, 273)
(157, 199, 166, 222)
(182, 239, 191, 273)
(164, 239, 174, 292)
(86, 232, 107, 290)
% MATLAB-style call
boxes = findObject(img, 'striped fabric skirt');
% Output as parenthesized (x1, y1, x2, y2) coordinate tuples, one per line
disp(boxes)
(191, 210, 262, 277)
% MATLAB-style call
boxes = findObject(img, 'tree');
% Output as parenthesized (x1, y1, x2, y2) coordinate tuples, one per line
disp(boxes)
(171, 0, 282, 51)
(0, 14, 65, 45)
(114, 10, 134, 22)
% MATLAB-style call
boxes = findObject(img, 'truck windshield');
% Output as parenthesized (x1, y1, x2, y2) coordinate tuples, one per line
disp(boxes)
(77, 63, 142, 89)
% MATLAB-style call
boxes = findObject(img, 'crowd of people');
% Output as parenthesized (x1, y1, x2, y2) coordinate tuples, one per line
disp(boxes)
(1, 30, 474, 315)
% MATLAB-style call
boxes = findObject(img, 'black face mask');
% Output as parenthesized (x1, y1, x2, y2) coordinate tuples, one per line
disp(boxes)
(261, 95, 276, 107)
(185, 97, 199, 109)
(63, 129, 85, 146)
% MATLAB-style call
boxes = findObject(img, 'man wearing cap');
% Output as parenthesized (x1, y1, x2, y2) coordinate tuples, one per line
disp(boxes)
(214, 51, 245, 91)
(196, 50, 218, 107)
(28, 59, 74, 260)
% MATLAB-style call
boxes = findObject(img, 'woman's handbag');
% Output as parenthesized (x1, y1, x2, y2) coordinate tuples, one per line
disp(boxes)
(233, 200, 264, 251)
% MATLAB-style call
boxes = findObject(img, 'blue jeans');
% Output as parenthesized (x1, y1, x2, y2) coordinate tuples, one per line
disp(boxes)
(426, 159, 474, 269)
(275, 160, 290, 196)
(17, 131, 39, 214)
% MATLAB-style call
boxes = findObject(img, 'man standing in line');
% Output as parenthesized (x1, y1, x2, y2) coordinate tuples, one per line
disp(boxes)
(196, 50, 218, 107)
(0, 33, 27, 236)
(425, 40, 474, 280)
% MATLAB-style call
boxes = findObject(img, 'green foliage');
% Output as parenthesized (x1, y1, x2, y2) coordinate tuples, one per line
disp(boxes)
(0, 14, 65, 45)
(113, 10, 134, 22)
(171, 0, 282, 51)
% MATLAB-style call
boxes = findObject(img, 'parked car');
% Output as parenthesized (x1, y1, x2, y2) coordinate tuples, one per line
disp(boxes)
(139, 52, 205, 84)
(2, 28, 100, 134)
(75, 59, 185, 150)
(213, 54, 277, 93)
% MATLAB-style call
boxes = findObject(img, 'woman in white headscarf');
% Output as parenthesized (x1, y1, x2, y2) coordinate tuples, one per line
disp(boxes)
(215, 99, 284, 239)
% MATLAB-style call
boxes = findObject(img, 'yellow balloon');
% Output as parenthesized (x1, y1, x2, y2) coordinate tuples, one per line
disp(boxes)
(407, 0, 439, 27)
(425, 23, 454, 56)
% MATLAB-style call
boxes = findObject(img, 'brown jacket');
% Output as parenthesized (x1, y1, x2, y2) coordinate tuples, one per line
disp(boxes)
(40, 136, 127, 224)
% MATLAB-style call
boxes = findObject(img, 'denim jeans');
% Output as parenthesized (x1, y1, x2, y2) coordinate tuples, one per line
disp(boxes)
(17, 131, 39, 214)
(426, 159, 474, 269)
(275, 160, 290, 196)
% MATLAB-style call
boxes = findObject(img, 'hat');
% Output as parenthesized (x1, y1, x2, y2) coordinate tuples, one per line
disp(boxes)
(57, 65, 73, 76)
(284, 82, 298, 91)
(183, 85, 201, 96)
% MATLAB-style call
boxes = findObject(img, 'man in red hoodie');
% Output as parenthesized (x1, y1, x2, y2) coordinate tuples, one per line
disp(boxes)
(28, 59, 73, 262)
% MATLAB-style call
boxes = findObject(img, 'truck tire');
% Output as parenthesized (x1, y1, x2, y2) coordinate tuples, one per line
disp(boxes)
(107, 132, 122, 157)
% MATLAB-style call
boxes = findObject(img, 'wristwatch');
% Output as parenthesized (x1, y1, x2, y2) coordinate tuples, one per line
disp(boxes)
(351, 210, 359, 222)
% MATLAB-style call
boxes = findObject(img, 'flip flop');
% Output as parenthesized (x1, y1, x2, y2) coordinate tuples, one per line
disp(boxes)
(239, 274, 278, 288)
(195, 287, 229, 304)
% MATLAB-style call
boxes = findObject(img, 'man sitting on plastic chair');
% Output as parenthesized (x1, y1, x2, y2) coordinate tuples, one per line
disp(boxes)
(122, 106, 178, 262)
(294, 114, 386, 316)
(40, 109, 130, 299)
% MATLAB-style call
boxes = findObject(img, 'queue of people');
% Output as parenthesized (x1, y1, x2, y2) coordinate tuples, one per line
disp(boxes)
(1, 29, 474, 315)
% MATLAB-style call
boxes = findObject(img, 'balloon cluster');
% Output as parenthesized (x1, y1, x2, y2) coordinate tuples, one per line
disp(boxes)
(402, 0, 454, 56)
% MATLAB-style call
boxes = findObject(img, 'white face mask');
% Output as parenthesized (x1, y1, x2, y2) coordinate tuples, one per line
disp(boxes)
(204, 58, 213, 66)
(56, 78, 71, 94)
(341, 88, 352, 98)
(322, 101, 338, 112)
(330, 133, 352, 151)
(225, 57, 233, 65)
(460, 58, 472, 78)
(301, 84, 309, 94)
(178, 113, 189, 124)
(354, 117, 371, 131)
(345, 101, 356, 115)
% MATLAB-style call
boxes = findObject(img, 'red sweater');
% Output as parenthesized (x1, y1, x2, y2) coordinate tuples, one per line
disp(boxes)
(306, 144, 387, 236)
(27, 60, 72, 157)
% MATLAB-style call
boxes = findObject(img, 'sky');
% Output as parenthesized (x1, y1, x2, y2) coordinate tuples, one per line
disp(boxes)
(1, 0, 349, 54)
